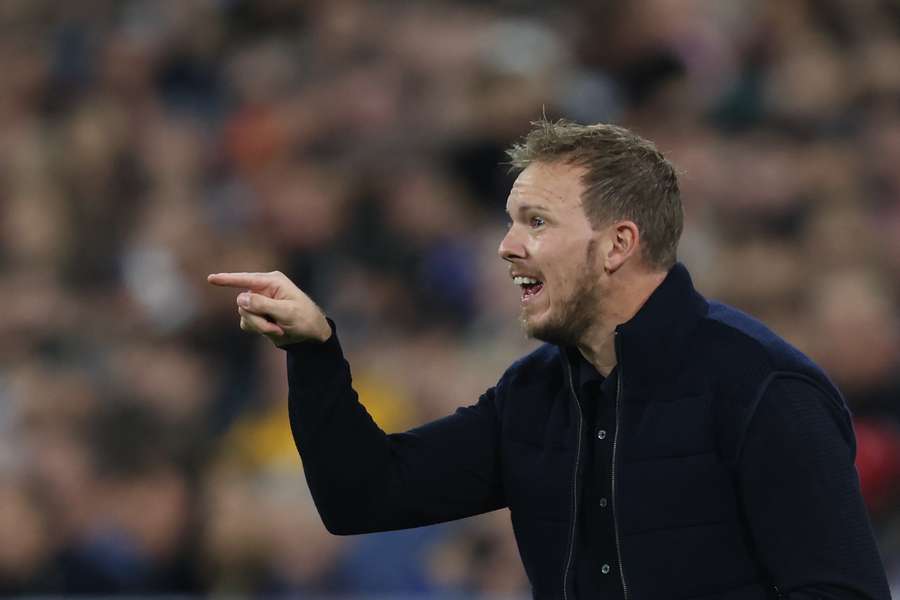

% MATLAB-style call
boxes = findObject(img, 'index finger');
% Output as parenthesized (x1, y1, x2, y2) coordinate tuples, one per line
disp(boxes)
(207, 272, 274, 290)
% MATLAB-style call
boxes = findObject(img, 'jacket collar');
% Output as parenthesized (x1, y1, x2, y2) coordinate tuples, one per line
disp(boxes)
(615, 262, 708, 392)
(563, 262, 708, 395)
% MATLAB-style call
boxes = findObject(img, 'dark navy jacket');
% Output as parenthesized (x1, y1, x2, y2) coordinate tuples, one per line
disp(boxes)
(285, 264, 890, 599)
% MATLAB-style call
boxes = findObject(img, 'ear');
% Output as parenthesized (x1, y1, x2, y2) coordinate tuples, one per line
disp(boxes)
(604, 220, 640, 273)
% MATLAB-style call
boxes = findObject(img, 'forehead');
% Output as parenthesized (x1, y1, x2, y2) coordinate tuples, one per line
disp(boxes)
(506, 161, 586, 213)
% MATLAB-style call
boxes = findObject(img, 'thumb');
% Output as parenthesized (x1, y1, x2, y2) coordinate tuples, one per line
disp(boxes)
(237, 292, 289, 320)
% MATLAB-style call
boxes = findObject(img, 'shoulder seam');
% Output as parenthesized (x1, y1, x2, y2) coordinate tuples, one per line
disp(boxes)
(733, 371, 851, 466)
(699, 313, 776, 371)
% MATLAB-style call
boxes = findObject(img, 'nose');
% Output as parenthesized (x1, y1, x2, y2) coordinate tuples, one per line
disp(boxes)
(498, 226, 526, 262)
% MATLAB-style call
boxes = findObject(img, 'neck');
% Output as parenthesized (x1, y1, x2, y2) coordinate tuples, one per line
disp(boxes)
(576, 268, 667, 377)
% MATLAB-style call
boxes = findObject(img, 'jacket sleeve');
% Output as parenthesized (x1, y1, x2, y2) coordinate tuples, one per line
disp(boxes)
(284, 321, 506, 535)
(736, 375, 891, 600)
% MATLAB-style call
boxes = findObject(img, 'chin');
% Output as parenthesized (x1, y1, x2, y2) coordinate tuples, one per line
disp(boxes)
(522, 293, 598, 346)
(522, 313, 577, 346)
(520, 307, 548, 338)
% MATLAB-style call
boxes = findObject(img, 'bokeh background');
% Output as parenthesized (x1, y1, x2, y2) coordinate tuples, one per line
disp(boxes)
(2, 0, 900, 597)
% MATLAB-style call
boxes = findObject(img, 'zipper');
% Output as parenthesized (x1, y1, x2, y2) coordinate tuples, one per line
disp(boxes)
(612, 331, 629, 599)
(561, 356, 583, 600)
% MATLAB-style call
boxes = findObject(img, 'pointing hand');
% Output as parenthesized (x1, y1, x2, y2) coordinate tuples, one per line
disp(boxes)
(207, 271, 332, 346)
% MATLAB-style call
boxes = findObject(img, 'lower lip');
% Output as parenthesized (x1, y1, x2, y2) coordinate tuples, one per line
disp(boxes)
(521, 283, 544, 304)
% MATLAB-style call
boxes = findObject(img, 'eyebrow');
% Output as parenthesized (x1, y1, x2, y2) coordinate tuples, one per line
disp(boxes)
(506, 203, 551, 216)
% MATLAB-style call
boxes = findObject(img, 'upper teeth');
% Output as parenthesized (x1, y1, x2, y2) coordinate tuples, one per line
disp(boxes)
(514, 276, 540, 286)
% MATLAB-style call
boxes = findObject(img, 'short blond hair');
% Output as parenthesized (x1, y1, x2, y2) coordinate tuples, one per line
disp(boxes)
(507, 118, 683, 269)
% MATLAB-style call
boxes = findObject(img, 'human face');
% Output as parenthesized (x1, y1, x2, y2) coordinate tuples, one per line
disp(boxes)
(498, 162, 606, 346)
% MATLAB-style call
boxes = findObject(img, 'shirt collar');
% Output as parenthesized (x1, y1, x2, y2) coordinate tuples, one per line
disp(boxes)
(572, 348, 618, 398)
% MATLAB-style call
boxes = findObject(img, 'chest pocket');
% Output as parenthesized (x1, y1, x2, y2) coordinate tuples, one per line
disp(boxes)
(619, 392, 741, 535)
(626, 392, 716, 461)
(501, 385, 578, 522)
(501, 438, 572, 521)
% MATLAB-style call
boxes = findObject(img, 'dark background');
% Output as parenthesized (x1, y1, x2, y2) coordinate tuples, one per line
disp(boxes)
(1, 0, 899, 596)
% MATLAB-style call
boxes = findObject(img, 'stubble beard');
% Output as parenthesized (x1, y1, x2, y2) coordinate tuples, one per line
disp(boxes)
(522, 241, 602, 347)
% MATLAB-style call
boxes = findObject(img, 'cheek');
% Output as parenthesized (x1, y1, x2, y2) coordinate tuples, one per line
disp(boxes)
(553, 272, 578, 300)
(549, 251, 581, 284)
(552, 251, 593, 297)
(532, 233, 593, 291)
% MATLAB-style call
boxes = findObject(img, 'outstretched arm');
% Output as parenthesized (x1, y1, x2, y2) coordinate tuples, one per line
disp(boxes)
(286, 321, 505, 533)
(208, 271, 506, 534)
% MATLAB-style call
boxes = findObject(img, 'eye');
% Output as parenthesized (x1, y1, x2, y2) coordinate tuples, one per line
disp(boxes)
(530, 216, 545, 228)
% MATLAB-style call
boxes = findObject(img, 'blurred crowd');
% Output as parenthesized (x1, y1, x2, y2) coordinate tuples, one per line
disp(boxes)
(1, 0, 899, 596)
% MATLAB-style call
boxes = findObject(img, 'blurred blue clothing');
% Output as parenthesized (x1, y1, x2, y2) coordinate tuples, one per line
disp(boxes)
(337, 523, 455, 593)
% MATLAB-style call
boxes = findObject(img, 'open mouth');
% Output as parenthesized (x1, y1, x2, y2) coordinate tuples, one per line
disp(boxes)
(513, 276, 545, 302)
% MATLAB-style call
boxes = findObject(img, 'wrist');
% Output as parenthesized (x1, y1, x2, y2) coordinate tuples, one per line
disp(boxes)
(312, 316, 333, 343)
(276, 317, 334, 349)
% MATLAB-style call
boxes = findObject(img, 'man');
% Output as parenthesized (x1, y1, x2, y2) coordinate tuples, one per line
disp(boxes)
(209, 120, 890, 599)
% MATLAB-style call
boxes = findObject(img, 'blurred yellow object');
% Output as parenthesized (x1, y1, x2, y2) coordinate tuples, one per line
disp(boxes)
(223, 371, 417, 471)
